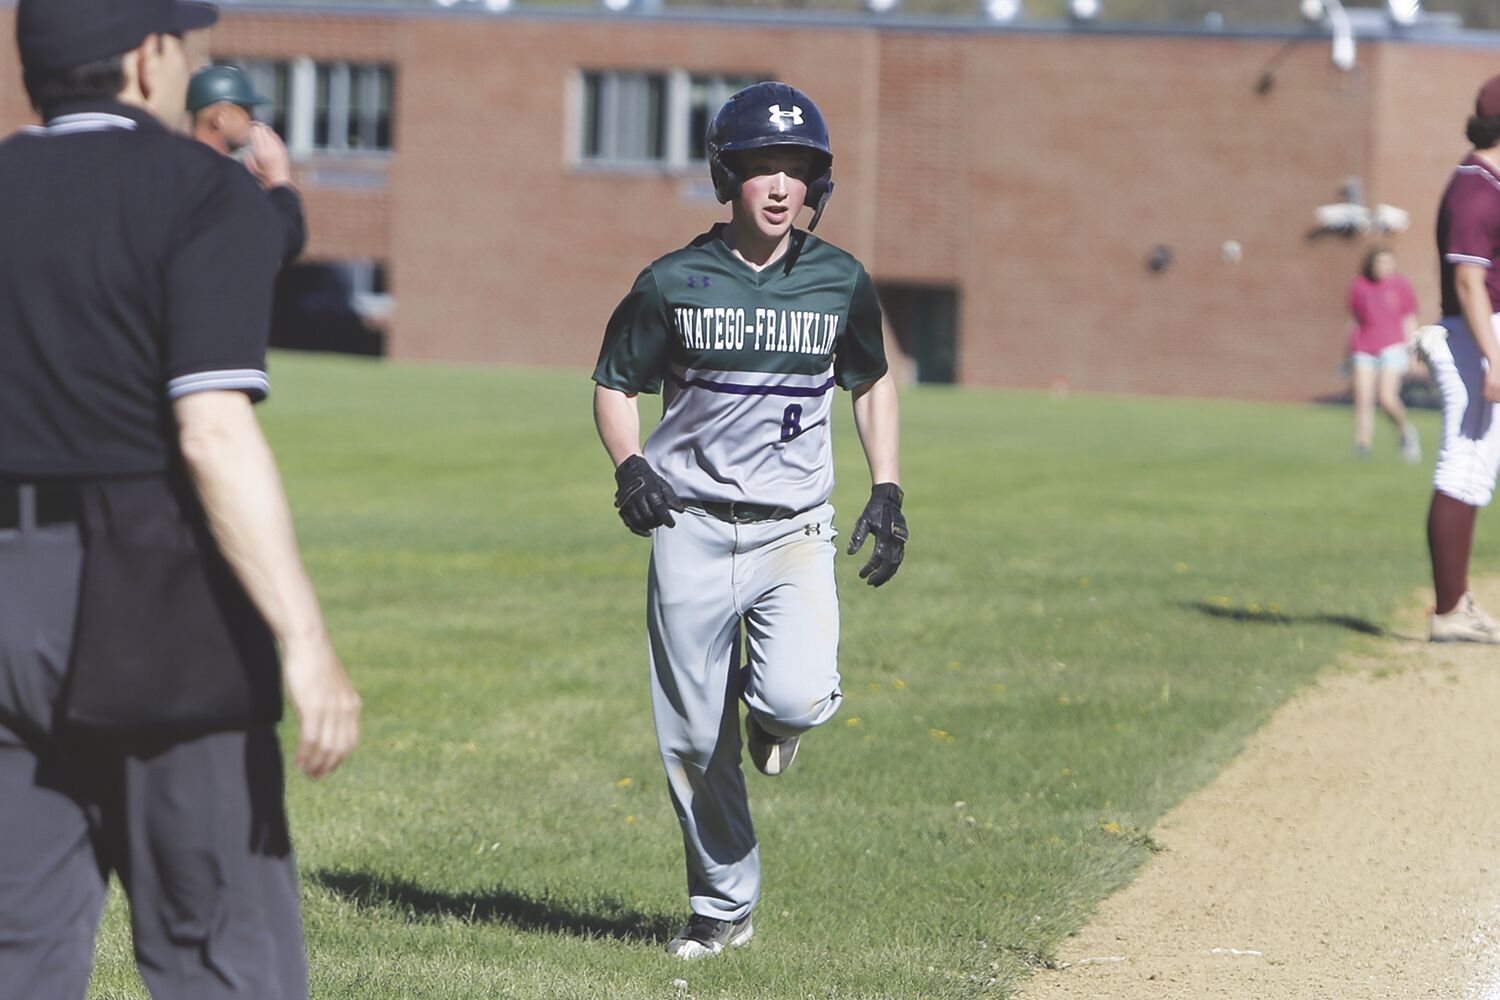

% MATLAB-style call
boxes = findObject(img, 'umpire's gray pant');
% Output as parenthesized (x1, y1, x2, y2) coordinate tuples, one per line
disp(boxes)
(0, 503, 307, 999)
(648, 503, 843, 922)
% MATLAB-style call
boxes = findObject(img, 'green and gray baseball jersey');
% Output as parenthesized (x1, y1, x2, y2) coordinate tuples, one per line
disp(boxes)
(593, 225, 887, 510)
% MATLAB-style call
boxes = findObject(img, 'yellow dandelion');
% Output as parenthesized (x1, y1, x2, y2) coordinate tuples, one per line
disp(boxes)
(1057, 694, 1072, 706)
(1078, 577, 1091, 589)
(625, 815, 638, 825)
(1212, 595, 1232, 608)
(1248, 602, 1262, 614)
(893, 679, 908, 690)
(991, 683, 1008, 695)
(616, 777, 634, 788)
(868, 682, 883, 693)
(1269, 602, 1283, 614)
(1060, 767, 1073, 777)
(928, 728, 956, 744)
(1174, 562, 1189, 574)
(1100, 820, 1122, 835)
(845, 717, 863, 728)
(947, 661, 962, 671)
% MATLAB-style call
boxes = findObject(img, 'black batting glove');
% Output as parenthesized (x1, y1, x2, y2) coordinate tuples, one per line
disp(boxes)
(846, 483, 908, 587)
(613, 455, 687, 537)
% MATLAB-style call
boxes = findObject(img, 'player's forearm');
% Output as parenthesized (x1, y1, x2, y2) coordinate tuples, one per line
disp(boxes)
(593, 384, 644, 468)
(1457, 267, 1500, 362)
(851, 372, 900, 486)
(175, 391, 330, 653)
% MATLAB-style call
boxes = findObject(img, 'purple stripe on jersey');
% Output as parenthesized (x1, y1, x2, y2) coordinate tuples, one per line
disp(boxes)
(670, 372, 837, 397)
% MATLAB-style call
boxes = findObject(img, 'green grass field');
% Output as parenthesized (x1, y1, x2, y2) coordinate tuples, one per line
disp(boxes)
(86, 352, 1448, 999)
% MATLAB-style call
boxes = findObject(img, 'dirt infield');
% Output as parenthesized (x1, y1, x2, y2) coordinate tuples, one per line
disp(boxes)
(1018, 583, 1500, 1000)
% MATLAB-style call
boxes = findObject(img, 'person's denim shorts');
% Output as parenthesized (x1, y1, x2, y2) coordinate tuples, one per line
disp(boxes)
(1350, 342, 1409, 374)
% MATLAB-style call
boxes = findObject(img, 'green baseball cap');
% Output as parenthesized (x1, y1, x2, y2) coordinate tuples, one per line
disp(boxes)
(187, 65, 268, 113)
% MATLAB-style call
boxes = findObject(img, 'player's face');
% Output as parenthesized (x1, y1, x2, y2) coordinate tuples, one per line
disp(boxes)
(734, 148, 815, 241)
(218, 104, 256, 151)
(1372, 252, 1396, 281)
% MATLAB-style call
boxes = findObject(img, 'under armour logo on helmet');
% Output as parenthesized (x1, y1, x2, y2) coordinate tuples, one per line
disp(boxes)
(768, 105, 804, 127)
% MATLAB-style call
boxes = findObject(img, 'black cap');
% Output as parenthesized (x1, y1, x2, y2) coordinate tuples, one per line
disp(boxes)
(17, 0, 219, 75)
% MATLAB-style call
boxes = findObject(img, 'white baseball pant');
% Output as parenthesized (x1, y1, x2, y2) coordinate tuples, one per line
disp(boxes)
(646, 502, 843, 922)
(1427, 313, 1500, 507)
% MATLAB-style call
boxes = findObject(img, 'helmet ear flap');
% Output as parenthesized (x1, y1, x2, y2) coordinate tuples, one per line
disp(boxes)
(708, 148, 742, 204)
(807, 177, 834, 231)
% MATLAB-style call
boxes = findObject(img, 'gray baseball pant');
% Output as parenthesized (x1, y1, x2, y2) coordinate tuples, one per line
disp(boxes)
(648, 502, 843, 922)
(0, 502, 307, 1000)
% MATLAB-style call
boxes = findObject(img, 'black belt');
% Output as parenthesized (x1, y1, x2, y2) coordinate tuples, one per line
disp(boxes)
(694, 500, 800, 524)
(0, 482, 85, 529)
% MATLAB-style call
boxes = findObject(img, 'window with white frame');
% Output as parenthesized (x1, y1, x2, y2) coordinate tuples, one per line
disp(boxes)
(229, 58, 395, 156)
(579, 70, 668, 165)
(576, 70, 768, 170)
(686, 73, 764, 162)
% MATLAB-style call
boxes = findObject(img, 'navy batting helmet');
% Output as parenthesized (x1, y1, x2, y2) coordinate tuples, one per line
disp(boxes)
(706, 82, 835, 230)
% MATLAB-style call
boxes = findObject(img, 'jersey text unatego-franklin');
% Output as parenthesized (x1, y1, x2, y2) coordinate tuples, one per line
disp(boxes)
(672, 306, 840, 356)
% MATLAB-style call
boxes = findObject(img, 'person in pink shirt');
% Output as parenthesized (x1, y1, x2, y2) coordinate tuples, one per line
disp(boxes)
(1348, 246, 1420, 461)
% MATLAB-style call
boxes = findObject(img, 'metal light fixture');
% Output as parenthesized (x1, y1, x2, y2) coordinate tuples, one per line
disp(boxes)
(1324, 0, 1356, 70)
(865, 0, 901, 13)
(1067, 0, 1100, 21)
(1297, 0, 1356, 70)
(1387, 0, 1421, 26)
(983, 0, 1022, 21)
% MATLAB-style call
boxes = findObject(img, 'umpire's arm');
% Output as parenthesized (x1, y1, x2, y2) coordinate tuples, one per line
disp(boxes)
(177, 391, 361, 779)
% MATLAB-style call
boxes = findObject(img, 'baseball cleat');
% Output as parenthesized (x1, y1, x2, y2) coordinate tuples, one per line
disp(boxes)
(665, 913, 754, 959)
(746, 714, 799, 776)
(1430, 591, 1500, 644)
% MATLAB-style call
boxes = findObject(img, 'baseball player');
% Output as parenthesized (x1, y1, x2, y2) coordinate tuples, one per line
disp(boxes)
(1420, 73, 1500, 642)
(188, 65, 306, 263)
(591, 81, 907, 959)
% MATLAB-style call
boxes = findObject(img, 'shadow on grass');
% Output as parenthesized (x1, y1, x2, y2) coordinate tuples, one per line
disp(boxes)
(1183, 602, 1384, 636)
(310, 869, 679, 943)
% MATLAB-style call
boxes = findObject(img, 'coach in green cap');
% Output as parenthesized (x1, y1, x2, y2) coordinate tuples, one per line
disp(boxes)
(189, 64, 305, 262)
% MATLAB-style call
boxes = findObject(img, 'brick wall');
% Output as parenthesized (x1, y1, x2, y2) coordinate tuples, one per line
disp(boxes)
(1, 4, 1496, 402)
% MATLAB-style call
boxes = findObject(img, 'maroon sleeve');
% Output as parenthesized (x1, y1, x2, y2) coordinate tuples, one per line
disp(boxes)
(1443, 178, 1500, 268)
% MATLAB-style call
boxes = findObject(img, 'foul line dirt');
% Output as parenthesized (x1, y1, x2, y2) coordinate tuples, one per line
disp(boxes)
(1018, 582, 1500, 1000)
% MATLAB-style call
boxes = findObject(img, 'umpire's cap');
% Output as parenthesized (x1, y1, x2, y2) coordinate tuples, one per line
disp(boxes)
(706, 82, 835, 230)
(188, 66, 269, 113)
(17, 0, 218, 74)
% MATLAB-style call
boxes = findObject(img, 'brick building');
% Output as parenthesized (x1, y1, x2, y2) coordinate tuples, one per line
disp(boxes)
(1, 3, 1497, 400)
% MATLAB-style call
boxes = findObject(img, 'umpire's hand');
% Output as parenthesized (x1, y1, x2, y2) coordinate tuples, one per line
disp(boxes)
(614, 455, 686, 536)
(847, 483, 908, 587)
(283, 639, 361, 780)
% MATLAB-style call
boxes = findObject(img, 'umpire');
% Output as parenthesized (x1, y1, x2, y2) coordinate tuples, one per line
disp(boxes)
(188, 64, 307, 263)
(0, 2, 360, 998)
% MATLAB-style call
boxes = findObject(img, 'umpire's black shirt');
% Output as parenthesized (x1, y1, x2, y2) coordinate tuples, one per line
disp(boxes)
(0, 99, 282, 479)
